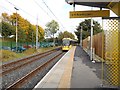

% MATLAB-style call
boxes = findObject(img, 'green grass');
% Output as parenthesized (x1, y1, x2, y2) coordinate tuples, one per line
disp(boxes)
(0, 38, 61, 62)
(1, 50, 20, 62)
(0, 38, 2, 42)
(1, 46, 60, 63)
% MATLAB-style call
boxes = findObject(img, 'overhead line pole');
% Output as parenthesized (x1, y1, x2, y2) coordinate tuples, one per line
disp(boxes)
(36, 15, 38, 50)
(14, 7, 19, 52)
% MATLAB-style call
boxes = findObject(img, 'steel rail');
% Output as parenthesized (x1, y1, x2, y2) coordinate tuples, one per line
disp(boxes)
(0, 47, 61, 76)
(0, 47, 60, 69)
(6, 52, 63, 89)
(0, 51, 54, 76)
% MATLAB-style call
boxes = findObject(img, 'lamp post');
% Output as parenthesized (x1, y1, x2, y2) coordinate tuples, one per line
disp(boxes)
(80, 26, 82, 46)
(90, 18, 93, 61)
(14, 7, 19, 52)
(36, 16, 38, 50)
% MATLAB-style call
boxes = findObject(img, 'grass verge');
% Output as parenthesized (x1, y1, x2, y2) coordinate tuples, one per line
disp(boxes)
(1, 46, 60, 63)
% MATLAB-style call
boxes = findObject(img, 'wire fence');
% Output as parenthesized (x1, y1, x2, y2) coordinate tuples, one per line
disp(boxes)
(0, 40, 62, 50)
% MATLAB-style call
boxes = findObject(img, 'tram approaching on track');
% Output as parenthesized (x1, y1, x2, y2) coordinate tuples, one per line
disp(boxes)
(62, 38, 77, 51)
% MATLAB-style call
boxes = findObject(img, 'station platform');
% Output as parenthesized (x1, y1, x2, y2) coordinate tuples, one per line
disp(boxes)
(33, 46, 102, 89)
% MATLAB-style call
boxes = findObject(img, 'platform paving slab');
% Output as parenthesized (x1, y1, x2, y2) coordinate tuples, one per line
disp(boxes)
(71, 46, 102, 88)
(33, 47, 76, 89)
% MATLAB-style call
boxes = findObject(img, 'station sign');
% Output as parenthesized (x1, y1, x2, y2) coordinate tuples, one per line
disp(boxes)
(70, 10, 110, 18)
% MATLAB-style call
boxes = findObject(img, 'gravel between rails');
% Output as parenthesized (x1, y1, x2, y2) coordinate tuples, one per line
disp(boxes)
(2, 51, 54, 72)
(22, 52, 65, 89)
(2, 50, 62, 89)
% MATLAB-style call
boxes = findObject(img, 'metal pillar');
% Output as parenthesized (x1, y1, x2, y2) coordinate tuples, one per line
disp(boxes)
(14, 7, 19, 52)
(80, 26, 82, 46)
(90, 18, 93, 60)
(36, 16, 38, 50)
(73, 2, 75, 11)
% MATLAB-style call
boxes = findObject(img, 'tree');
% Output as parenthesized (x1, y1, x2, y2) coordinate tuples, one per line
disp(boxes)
(58, 31, 75, 40)
(17, 26, 26, 43)
(2, 12, 45, 43)
(45, 20, 59, 44)
(2, 13, 11, 23)
(1, 21, 15, 38)
(38, 26, 44, 41)
(75, 19, 103, 43)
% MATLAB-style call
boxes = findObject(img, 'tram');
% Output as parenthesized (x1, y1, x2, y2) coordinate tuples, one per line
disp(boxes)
(62, 38, 77, 51)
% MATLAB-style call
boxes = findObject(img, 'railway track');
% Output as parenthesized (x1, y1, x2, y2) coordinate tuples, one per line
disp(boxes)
(6, 52, 63, 89)
(0, 47, 61, 76)
(1, 47, 65, 89)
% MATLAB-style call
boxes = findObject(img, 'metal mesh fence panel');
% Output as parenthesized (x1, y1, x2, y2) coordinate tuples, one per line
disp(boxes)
(103, 17, 120, 87)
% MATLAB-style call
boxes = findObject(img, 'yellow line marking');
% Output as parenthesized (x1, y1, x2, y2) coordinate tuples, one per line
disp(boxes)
(58, 46, 76, 88)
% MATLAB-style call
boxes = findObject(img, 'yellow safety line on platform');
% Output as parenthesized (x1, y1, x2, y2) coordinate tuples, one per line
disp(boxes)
(58, 46, 76, 88)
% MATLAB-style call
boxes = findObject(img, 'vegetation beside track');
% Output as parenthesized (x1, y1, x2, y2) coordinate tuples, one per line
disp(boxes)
(1, 46, 60, 63)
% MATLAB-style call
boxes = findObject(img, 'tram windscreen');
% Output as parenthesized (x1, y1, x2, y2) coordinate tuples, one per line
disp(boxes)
(63, 39, 70, 46)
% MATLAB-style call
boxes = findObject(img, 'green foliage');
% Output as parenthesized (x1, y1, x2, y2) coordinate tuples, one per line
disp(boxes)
(75, 19, 103, 42)
(1, 21, 15, 37)
(45, 20, 59, 38)
(38, 26, 45, 41)
(45, 20, 59, 44)
(1, 12, 45, 42)
(1, 46, 59, 62)
(17, 26, 26, 42)
(2, 13, 11, 23)
(58, 31, 75, 40)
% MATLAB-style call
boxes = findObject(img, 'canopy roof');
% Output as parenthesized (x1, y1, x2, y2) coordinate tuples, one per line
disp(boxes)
(74, 2, 111, 8)
(66, 0, 119, 8)
(65, 0, 120, 16)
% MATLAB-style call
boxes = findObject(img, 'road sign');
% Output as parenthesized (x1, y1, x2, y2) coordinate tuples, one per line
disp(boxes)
(70, 10, 110, 18)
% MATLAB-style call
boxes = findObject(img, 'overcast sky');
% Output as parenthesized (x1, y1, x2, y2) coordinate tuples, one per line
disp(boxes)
(0, 0, 117, 38)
